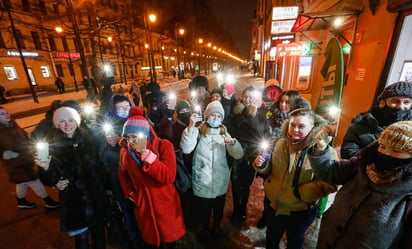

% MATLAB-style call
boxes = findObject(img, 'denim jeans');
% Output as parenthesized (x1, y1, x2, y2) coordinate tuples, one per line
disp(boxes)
(264, 197, 318, 249)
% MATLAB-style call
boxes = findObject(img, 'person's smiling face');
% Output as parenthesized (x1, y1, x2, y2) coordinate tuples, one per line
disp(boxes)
(57, 118, 78, 138)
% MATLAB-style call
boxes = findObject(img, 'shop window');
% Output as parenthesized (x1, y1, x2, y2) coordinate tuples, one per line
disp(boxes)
(48, 36, 56, 51)
(52, 3, 59, 14)
(40, 65, 50, 78)
(73, 38, 79, 52)
(0, 33, 5, 48)
(38, 0, 47, 14)
(31, 31, 42, 50)
(55, 64, 64, 77)
(62, 36, 69, 51)
(4, 66, 18, 80)
(15, 29, 25, 49)
(21, 0, 30, 12)
(68, 63, 75, 76)
(83, 39, 90, 53)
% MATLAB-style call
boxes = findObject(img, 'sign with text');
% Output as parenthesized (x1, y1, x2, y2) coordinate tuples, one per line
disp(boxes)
(272, 6, 299, 20)
(271, 20, 296, 34)
(55, 52, 80, 58)
(277, 43, 303, 57)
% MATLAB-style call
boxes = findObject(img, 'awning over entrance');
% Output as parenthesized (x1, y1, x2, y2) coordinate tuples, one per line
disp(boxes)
(291, 11, 359, 45)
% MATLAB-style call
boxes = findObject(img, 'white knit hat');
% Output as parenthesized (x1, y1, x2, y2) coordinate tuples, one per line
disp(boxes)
(53, 107, 81, 127)
(204, 100, 224, 119)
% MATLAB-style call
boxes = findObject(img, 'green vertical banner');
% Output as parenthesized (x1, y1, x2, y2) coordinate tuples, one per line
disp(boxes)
(316, 37, 344, 114)
(315, 37, 344, 217)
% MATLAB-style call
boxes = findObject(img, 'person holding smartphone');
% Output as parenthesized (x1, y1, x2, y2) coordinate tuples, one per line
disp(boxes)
(118, 107, 185, 249)
(0, 106, 58, 209)
(36, 106, 108, 249)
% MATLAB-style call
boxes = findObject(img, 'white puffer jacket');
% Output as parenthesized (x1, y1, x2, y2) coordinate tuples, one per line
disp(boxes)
(180, 125, 243, 198)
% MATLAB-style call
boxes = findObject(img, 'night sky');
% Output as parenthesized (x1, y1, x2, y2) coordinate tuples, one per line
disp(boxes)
(210, 0, 257, 59)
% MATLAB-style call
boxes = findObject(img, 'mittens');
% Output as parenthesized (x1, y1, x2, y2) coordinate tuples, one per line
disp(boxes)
(141, 149, 157, 164)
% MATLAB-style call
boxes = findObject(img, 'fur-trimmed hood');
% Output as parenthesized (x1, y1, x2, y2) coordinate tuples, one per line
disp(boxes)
(280, 113, 328, 151)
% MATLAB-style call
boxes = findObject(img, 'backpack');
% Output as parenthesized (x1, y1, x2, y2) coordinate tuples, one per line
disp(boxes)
(157, 140, 192, 193)
(173, 149, 192, 193)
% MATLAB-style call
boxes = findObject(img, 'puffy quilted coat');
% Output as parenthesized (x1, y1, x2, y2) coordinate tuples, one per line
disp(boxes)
(118, 127, 185, 246)
(180, 124, 244, 198)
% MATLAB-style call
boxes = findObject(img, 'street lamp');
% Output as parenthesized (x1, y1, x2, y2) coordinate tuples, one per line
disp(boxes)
(144, 13, 157, 82)
(175, 26, 185, 80)
(198, 38, 203, 75)
(55, 26, 79, 92)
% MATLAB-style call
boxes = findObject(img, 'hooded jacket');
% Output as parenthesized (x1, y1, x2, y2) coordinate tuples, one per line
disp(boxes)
(180, 123, 244, 198)
(254, 114, 337, 215)
(118, 127, 185, 246)
(0, 120, 37, 184)
(308, 143, 412, 249)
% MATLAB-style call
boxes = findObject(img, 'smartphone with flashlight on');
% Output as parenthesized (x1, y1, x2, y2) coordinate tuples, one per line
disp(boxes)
(260, 140, 271, 161)
(36, 142, 49, 162)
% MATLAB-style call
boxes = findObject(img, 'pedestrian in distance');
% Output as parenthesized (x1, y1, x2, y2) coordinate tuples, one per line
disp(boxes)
(0, 84, 7, 104)
(253, 106, 337, 249)
(341, 81, 412, 159)
(0, 106, 59, 209)
(180, 101, 244, 237)
(36, 106, 109, 249)
(118, 107, 185, 249)
(308, 121, 412, 249)
(55, 77, 65, 94)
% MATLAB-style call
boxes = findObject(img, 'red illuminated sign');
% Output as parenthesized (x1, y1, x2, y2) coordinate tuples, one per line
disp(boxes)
(277, 43, 302, 57)
(55, 52, 80, 58)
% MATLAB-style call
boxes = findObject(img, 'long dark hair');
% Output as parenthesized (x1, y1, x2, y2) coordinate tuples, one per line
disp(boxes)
(270, 90, 301, 113)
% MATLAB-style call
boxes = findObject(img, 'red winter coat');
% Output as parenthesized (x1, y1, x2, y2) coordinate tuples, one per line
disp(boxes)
(118, 127, 185, 246)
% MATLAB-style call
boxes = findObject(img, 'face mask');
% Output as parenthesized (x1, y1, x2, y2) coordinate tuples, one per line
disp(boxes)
(377, 105, 411, 127)
(207, 119, 221, 128)
(178, 112, 191, 126)
(374, 152, 412, 172)
(287, 133, 308, 143)
(117, 110, 129, 119)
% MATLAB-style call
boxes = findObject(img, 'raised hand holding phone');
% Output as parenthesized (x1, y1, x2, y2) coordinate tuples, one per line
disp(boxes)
(36, 142, 49, 162)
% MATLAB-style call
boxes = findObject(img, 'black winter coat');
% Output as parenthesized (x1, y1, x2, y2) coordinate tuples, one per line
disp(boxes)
(38, 128, 108, 232)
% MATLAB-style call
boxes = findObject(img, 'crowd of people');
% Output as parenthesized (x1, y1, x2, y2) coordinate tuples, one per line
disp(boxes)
(0, 74, 411, 249)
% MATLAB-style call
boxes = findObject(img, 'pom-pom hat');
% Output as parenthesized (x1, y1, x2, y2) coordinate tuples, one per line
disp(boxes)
(378, 121, 412, 154)
(53, 107, 81, 127)
(204, 101, 224, 119)
(122, 107, 150, 137)
(378, 81, 412, 101)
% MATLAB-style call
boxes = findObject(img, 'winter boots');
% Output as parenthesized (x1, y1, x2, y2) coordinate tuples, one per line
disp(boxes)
(17, 196, 59, 209)
(17, 198, 36, 209)
(43, 196, 59, 209)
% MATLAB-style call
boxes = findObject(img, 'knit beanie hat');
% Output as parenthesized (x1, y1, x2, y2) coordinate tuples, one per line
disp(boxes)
(61, 100, 81, 113)
(176, 100, 191, 113)
(211, 88, 223, 98)
(189, 76, 209, 91)
(122, 107, 150, 137)
(53, 107, 81, 127)
(378, 121, 412, 153)
(378, 81, 412, 101)
(204, 100, 224, 119)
